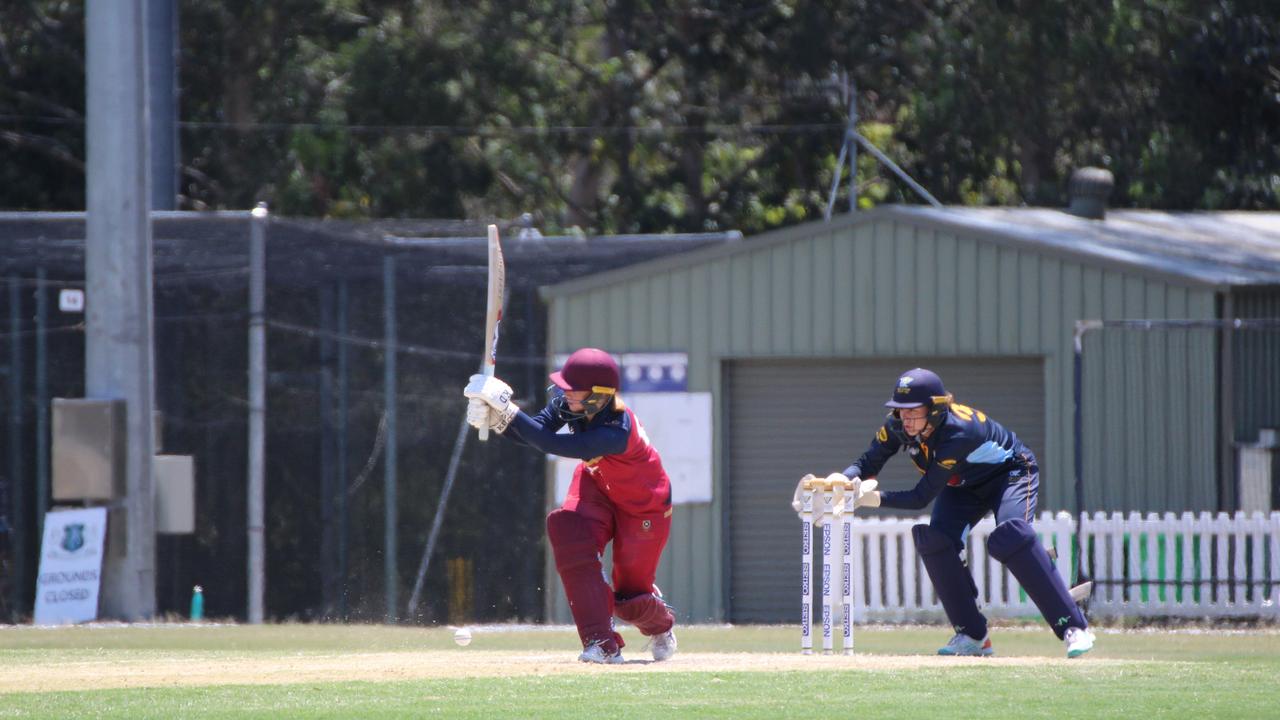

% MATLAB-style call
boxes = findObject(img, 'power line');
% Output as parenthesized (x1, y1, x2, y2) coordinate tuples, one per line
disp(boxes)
(3, 267, 248, 289)
(0, 315, 549, 365)
(155, 311, 245, 324)
(0, 114, 844, 137)
(265, 318, 546, 364)
(0, 323, 84, 341)
(1, 276, 86, 289)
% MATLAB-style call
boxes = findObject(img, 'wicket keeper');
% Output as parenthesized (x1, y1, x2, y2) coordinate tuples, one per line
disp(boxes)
(835, 368, 1096, 658)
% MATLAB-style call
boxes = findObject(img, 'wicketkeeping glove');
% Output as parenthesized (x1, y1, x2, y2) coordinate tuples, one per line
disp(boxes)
(790, 473, 816, 513)
(790, 473, 854, 521)
(850, 477, 881, 509)
(824, 472, 852, 517)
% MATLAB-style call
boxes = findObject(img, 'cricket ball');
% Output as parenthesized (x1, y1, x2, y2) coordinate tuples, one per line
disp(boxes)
(453, 627, 473, 647)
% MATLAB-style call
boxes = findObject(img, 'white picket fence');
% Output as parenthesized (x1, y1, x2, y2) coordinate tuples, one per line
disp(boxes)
(842, 511, 1280, 621)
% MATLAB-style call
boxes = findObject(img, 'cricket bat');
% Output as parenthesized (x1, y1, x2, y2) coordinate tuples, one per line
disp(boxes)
(478, 223, 505, 441)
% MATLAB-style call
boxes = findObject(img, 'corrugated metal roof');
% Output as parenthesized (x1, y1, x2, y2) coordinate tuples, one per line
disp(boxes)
(542, 206, 1280, 297)
(901, 207, 1280, 287)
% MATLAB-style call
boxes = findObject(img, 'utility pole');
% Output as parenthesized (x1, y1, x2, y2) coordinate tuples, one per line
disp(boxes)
(825, 70, 942, 220)
(247, 203, 268, 623)
(824, 72, 858, 220)
(86, 0, 157, 620)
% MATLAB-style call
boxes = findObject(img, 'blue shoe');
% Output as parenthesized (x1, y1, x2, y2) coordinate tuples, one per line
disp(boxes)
(937, 632, 994, 656)
(1064, 627, 1095, 658)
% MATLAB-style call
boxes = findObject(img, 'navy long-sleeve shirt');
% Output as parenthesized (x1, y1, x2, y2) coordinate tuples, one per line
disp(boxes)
(504, 399, 671, 515)
(503, 402, 630, 459)
(843, 402, 1036, 510)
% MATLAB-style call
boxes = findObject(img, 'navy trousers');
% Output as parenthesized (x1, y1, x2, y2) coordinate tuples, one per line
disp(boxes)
(916, 460, 1038, 641)
(929, 461, 1039, 552)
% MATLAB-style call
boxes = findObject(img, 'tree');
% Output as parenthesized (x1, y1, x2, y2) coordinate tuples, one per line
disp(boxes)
(0, 2, 85, 209)
(1, 1, 1276, 220)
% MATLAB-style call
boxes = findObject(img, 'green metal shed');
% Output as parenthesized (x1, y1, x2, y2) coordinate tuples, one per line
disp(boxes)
(540, 206, 1280, 624)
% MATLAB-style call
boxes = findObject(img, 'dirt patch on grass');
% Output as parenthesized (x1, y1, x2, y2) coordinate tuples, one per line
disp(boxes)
(2, 651, 1123, 693)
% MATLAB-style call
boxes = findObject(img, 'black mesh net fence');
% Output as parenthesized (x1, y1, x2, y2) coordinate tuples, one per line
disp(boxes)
(0, 213, 734, 624)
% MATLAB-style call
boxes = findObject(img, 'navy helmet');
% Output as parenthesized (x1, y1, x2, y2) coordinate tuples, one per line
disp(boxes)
(885, 368, 948, 409)
(884, 368, 953, 440)
(548, 348, 620, 420)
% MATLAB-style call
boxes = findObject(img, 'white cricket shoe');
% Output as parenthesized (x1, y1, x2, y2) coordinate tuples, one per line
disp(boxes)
(937, 632, 994, 657)
(579, 640, 625, 664)
(647, 628, 677, 661)
(1064, 627, 1095, 658)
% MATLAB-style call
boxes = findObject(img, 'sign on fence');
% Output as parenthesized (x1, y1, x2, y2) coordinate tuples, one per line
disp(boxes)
(34, 507, 108, 625)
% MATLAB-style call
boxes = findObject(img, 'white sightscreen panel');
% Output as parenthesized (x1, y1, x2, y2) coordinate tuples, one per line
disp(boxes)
(551, 392, 713, 505)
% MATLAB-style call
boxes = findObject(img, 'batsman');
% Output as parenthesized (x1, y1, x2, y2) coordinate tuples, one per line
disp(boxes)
(464, 348, 677, 664)
(832, 368, 1095, 658)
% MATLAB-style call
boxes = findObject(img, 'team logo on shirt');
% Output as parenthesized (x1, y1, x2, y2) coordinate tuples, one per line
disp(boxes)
(876, 427, 888, 443)
(939, 459, 957, 469)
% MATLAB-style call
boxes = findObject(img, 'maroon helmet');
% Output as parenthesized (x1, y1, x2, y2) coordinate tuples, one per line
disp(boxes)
(549, 348, 620, 420)
(549, 348, 620, 392)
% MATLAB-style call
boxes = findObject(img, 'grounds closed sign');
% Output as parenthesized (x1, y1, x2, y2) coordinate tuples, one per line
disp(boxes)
(34, 507, 107, 625)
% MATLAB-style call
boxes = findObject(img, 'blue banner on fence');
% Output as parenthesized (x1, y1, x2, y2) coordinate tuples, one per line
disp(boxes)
(620, 352, 688, 392)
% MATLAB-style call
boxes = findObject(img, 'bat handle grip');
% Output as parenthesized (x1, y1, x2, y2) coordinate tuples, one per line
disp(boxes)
(477, 364, 495, 441)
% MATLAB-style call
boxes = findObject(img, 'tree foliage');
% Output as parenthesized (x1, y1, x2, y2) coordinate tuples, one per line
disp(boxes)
(0, 1, 86, 208)
(1, 0, 1277, 228)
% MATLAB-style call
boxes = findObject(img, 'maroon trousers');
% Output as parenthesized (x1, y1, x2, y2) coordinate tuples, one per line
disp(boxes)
(546, 464, 674, 650)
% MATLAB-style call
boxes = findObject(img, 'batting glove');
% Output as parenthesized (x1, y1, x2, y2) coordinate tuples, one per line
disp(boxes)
(463, 374, 515, 412)
(466, 398, 518, 435)
(487, 403, 517, 434)
(466, 398, 492, 430)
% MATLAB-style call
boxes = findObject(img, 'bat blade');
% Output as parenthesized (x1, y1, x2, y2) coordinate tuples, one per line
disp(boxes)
(478, 224, 505, 441)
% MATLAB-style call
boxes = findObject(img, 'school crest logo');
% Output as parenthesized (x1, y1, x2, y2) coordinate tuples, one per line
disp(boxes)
(61, 524, 86, 553)
(896, 375, 914, 395)
(939, 459, 957, 469)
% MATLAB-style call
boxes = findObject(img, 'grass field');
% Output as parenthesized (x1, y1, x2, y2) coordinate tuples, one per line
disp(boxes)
(0, 622, 1276, 718)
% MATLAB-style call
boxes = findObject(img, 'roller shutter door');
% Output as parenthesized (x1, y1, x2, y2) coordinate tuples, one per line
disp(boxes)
(726, 357, 1045, 623)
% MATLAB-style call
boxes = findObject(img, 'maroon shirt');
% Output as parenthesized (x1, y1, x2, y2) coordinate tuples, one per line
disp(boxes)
(507, 400, 672, 515)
